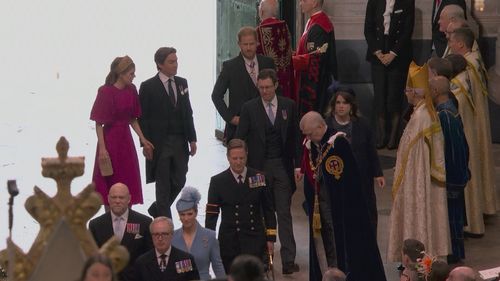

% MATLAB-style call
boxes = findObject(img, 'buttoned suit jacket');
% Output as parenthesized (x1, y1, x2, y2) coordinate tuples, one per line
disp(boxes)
(89, 209, 153, 281)
(134, 246, 200, 281)
(205, 168, 277, 258)
(211, 53, 275, 141)
(431, 0, 466, 57)
(235, 96, 301, 189)
(139, 74, 197, 183)
(364, 0, 415, 70)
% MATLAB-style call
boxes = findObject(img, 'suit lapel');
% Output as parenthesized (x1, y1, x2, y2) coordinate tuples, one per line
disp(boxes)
(276, 97, 288, 143)
(256, 100, 267, 142)
(154, 75, 171, 107)
(238, 54, 257, 96)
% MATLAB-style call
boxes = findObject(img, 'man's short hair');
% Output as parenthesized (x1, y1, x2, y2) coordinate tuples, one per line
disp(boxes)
(229, 255, 265, 281)
(154, 47, 177, 70)
(445, 54, 468, 77)
(237, 26, 257, 42)
(257, 69, 278, 84)
(149, 216, 174, 233)
(452, 27, 475, 50)
(428, 57, 453, 79)
(429, 260, 450, 281)
(402, 239, 425, 262)
(227, 138, 248, 155)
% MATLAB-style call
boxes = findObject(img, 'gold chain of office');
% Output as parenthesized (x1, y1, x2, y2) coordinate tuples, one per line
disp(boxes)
(308, 143, 333, 177)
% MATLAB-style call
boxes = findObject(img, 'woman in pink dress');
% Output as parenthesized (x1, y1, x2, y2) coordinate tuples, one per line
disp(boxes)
(90, 56, 153, 205)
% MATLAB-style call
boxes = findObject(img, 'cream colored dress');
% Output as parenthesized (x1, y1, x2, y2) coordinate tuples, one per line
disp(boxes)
(387, 102, 450, 262)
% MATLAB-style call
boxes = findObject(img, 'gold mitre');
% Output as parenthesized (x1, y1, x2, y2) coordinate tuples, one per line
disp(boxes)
(406, 61, 429, 97)
(407, 61, 438, 120)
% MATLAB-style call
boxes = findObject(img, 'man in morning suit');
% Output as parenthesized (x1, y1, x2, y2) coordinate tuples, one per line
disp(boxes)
(211, 26, 276, 143)
(139, 47, 197, 219)
(135, 217, 199, 281)
(235, 69, 301, 275)
(89, 183, 153, 281)
(364, 0, 415, 149)
(205, 139, 277, 272)
(432, 0, 466, 57)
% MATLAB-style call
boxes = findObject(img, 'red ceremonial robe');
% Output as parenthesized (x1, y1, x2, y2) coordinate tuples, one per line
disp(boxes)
(256, 17, 294, 100)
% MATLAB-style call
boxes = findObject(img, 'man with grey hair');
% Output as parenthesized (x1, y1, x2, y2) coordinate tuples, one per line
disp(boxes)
(135, 216, 199, 281)
(447, 266, 477, 281)
(432, 1, 466, 57)
(298, 111, 386, 281)
(256, 0, 294, 100)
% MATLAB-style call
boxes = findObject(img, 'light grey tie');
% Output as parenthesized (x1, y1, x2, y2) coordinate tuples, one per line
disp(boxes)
(267, 102, 275, 125)
(114, 217, 124, 241)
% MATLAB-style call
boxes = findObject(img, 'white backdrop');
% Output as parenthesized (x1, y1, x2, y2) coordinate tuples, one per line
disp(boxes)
(0, 0, 219, 251)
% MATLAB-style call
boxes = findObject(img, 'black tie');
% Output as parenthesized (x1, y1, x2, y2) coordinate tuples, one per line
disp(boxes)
(159, 254, 167, 272)
(167, 79, 176, 106)
(238, 174, 244, 184)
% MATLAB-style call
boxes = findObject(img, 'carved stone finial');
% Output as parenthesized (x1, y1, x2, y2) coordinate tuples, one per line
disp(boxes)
(55, 137, 69, 160)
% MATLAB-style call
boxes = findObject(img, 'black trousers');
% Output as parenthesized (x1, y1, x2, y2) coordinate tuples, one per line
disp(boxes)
(155, 135, 188, 218)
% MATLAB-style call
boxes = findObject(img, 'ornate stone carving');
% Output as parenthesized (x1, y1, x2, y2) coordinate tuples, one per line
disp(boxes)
(1, 137, 129, 281)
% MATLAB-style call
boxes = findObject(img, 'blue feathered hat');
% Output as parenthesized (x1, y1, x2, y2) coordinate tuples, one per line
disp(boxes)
(176, 186, 201, 212)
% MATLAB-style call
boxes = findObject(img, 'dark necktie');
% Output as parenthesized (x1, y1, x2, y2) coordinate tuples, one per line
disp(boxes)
(167, 79, 176, 106)
(159, 254, 167, 272)
(238, 174, 244, 184)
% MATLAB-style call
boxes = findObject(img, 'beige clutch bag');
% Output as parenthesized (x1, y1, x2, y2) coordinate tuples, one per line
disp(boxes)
(99, 157, 113, 177)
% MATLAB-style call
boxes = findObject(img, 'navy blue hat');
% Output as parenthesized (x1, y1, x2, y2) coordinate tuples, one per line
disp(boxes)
(176, 186, 201, 212)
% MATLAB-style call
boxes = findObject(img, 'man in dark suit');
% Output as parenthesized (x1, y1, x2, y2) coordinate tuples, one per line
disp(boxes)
(89, 183, 153, 281)
(364, 0, 415, 149)
(135, 217, 199, 281)
(205, 139, 277, 273)
(235, 69, 301, 275)
(211, 26, 275, 142)
(139, 47, 197, 219)
(432, 0, 466, 57)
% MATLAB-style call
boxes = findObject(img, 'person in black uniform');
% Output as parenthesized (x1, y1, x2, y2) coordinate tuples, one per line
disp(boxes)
(205, 138, 277, 272)
(364, 0, 415, 149)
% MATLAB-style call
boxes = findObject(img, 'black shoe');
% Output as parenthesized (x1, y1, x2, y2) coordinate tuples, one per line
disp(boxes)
(282, 263, 300, 275)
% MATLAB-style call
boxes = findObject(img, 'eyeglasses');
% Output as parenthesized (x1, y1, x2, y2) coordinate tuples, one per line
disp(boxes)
(152, 232, 172, 238)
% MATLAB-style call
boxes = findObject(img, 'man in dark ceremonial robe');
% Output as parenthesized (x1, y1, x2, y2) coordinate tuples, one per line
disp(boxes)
(256, 0, 294, 100)
(429, 76, 470, 263)
(293, 0, 337, 117)
(297, 111, 386, 281)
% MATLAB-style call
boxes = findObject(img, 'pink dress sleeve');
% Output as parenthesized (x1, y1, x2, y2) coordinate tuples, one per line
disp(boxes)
(90, 85, 114, 124)
(130, 84, 141, 118)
